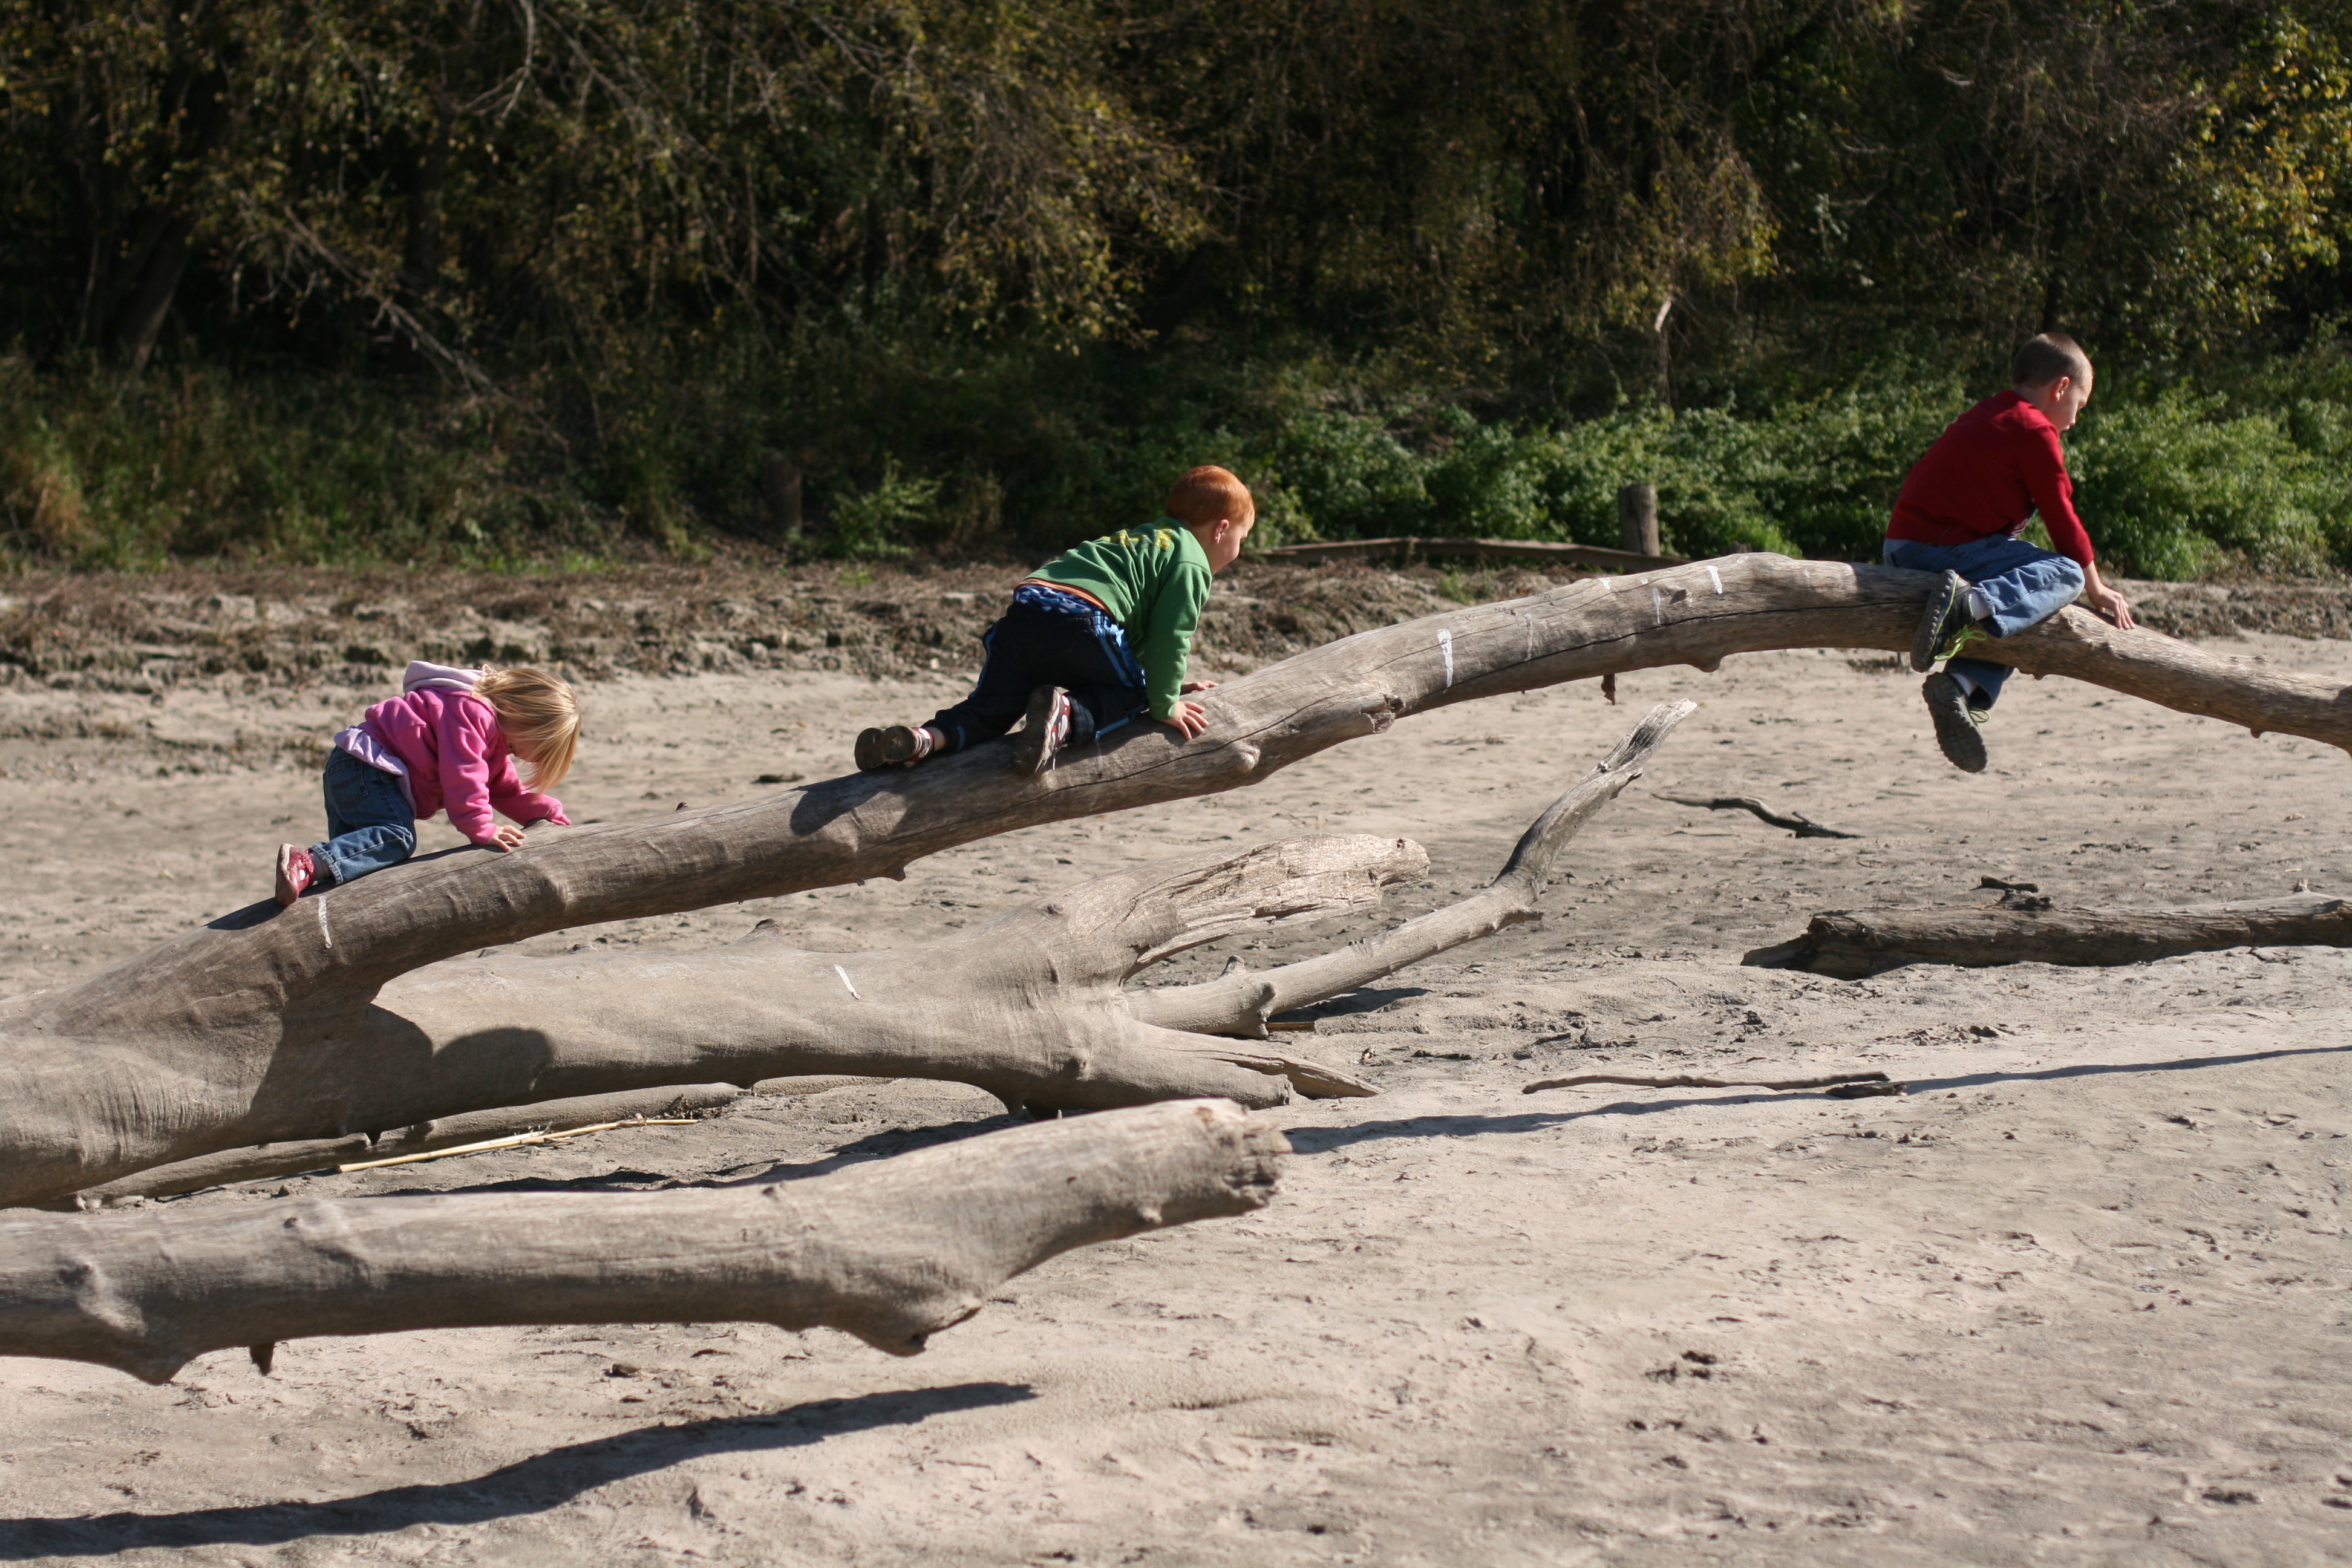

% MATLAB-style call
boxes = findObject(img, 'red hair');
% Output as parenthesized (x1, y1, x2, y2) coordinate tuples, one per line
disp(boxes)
(1165, 465, 1255, 530)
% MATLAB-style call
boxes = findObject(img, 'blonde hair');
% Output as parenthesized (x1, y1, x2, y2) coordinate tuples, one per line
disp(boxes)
(1166, 464, 1255, 531)
(475, 666, 580, 788)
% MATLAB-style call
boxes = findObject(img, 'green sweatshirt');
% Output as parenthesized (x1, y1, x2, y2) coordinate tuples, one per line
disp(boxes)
(1031, 519, 1212, 719)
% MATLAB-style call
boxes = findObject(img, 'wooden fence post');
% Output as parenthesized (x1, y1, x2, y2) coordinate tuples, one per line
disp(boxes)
(1616, 482, 1659, 557)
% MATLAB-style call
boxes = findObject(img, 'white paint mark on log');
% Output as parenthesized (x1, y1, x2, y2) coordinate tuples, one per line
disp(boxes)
(1706, 564, 1724, 595)
(1651, 586, 1667, 626)
(316, 900, 331, 949)
(832, 964, 863, 1000)
(1437, 629, 1454, 688)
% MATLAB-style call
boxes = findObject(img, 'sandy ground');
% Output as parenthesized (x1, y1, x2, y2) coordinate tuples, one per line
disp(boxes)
(3, 617, 2351, 1565)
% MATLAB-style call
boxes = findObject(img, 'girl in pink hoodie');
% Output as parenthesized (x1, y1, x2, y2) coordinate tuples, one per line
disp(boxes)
(274, 661, 580, 904)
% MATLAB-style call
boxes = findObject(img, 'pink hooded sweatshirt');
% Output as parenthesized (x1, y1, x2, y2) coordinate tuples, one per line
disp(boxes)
(333, 661, 569, 844)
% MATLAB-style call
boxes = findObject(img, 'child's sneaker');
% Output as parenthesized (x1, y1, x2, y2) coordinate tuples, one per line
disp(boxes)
(854, 724, 934, 771)
(1910, 570, 1973, 671)
(274, 844, 318, 906)
(1012, 686, 1073, 776)
(1920, 673, 1988, 773)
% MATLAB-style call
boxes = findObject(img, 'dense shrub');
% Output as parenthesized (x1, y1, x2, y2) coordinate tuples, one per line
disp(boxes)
(7, 344, 2350, 579)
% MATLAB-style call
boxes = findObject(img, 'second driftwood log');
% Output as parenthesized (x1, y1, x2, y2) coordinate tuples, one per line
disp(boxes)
(0, 1099, 1284, 1384)
(1748, 892, 2352, 978)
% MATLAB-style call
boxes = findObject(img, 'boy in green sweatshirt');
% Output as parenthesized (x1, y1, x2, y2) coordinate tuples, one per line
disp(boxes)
(857, 465, 1255, 776)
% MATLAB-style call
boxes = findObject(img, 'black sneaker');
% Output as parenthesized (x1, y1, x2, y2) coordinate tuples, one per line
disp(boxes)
(1910, 570, 1973, 673)
(1921, 672, 1988, 772)
(855, 725, 930, 771)
(1011, 686, 1073, 776)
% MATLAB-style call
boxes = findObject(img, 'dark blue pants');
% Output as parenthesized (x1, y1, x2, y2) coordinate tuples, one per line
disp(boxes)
(924, 598, 1149, 754)
(310, 748, 417, 886)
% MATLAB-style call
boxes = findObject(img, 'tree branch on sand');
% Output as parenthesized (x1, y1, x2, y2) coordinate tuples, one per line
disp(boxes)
(1748, 892, 2352, 978)
(0, 1100, 1284, 1384)
(2, 554, 2338, 1205)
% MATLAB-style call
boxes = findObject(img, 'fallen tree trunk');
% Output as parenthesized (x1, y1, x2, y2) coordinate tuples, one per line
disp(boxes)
(1748, 892, 2352, 978)
(5, 555, 2341, 1202)
(0, 1099, 1283, 1384)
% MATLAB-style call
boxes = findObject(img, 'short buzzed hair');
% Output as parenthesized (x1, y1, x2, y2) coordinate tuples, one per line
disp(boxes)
(2012, 333, 2092, 391)
(1166, 465, 1255, 530)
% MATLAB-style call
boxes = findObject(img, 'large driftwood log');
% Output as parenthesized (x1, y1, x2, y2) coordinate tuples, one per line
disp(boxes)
(1750, 892, 2352, 978)
(3, 556, 2339, 1203)
(5, 705, 1691, 1209)
(0, 1099, 1283, 1383)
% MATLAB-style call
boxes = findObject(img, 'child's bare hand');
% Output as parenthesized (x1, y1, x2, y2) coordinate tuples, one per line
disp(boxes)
(2086, 583, 2134, 630)
(1180, 679, 1218, 694)
(484, 824, 527, 852)
(1160, 700, 1209, 740)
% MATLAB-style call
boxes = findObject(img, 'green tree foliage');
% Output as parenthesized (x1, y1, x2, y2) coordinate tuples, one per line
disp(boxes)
(4, 0, 2351, 573)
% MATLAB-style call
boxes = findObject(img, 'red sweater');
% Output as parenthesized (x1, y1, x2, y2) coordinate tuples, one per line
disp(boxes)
(1887, 391, 2094, 566)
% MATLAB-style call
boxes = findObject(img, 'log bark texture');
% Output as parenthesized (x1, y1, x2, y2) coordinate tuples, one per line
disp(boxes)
(4, 555, 2339, 1201)
(1752, 893, 2352, 978)
(0, 1099, 1284, 1383)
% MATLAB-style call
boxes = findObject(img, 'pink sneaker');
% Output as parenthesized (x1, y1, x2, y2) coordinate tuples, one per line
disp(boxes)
(275, 844, 317, 906)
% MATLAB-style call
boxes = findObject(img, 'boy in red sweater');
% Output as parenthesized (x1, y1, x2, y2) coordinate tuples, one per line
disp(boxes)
(1887, 333, 2135, 771)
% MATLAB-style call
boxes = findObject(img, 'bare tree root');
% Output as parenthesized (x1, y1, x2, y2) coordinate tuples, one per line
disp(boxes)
(0, 1100, 1284, 1384)
(1133, 701, 1696, 1036)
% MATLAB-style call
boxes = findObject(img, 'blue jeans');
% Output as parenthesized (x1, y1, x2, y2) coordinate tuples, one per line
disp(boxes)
(310, 748, 417, 886)
(1883, 537, 2086, 709)
(924, 583, 1149, 754)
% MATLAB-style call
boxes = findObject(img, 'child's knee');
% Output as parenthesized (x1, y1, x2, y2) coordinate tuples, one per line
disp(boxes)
(2054, 558, 2086, 594)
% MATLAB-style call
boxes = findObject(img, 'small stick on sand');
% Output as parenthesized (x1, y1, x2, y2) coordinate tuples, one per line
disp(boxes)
(1522, 1070, 1897, 1096)
(336, 1117, 698, 1172)
(1656, 792, 1861, 839)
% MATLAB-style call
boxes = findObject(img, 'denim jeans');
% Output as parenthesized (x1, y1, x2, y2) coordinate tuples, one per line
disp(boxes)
(1883, 536, 2086, 708)
(923, 584, 1149, 754)
(310, 748, 418, 886)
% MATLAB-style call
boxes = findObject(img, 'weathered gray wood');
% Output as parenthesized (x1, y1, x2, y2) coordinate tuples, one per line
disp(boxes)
(1750, 892, 2352, 978)
(1134, 702, 1695, 1036)
(61, 1085, 746, 1206)
(1617, 484, 1661, 557)
(5, 555, 2345, 1203)
(0, 1099, 1284, 1384)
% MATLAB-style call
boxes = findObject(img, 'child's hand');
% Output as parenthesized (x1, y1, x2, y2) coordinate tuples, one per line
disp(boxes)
(1180, 679, 1218, 694)
(1160, 700, 1209, 740)
(2086, 582, 2135, 630)
(483, 823, 528, 852)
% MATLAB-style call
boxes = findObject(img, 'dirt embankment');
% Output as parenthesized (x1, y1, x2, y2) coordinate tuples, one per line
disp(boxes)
(0, 557, 2341, 776)
(0, 559, 1481, 695)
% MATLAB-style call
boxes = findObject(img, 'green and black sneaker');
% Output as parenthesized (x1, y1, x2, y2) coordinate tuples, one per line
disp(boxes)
(1920, 672, 1989, 772)
(1910, 569, 1974, 672)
